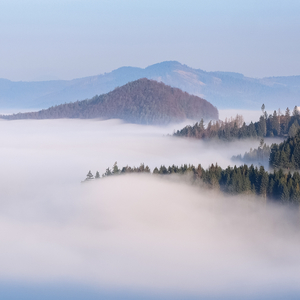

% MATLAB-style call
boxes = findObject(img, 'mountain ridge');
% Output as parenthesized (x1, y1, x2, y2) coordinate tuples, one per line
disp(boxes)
(1, 61, 299, 110)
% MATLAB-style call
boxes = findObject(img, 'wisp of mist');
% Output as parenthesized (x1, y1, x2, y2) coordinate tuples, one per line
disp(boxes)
(0, 118, 299, 300)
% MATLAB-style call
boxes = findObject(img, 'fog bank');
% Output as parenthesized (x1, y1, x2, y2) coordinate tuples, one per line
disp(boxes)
(0, 119, 299, 299)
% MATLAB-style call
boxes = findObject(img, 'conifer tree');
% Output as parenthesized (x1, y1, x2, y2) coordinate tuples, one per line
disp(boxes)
(281, 185, 290, 204)
(112, 162, 120, 174)
(272, 110, 280, 135)
(293, 106, 299, 117)
(105, 167, 112, 176)
(86, 170, 94, 180)
(153, 167, 159, 174)
(288, 120, 299, 137)
(258, 166, 268, 198)
(258, 116, 267, 137)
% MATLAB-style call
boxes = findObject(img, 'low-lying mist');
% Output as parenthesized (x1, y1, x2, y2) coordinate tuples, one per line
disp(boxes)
(0, 119, 299, 299)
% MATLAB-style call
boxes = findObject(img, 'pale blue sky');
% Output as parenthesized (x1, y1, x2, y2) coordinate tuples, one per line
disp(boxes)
(1, 0, 300, 81)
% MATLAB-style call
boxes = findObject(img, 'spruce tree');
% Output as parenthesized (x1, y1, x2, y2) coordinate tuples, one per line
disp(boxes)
(293, 143, 300, 169)
(86, 170, 94, 180)
(112, 162, 120, 174)
(258, 167, 268, 199)
(281, 185, 290, 204)
(293, 106, 299, 117)
(105, 167, 112, 176)
(272, 110, 280, 136)
(282, 107, 290, 134)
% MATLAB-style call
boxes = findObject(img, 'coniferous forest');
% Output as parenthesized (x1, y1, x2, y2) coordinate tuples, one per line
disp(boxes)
(174, 105, 300, 141)
(270, 130, 300, 170)
(84, 162, 300, 207)
(83, 106, 300, 210)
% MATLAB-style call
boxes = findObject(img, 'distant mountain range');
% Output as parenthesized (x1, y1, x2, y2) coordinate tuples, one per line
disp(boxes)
(1, 61, 299, 110)
(1, 79, 218, 125)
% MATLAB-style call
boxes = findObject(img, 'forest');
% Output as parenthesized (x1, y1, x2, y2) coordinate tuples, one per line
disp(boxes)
(174, 105, 300, 141)
(0, 78, 218, 125)
(85, 162, 300, 207)
(231, 126, 300, 170)
(82, 106, 300, 207)
(269, 130, 300, 170)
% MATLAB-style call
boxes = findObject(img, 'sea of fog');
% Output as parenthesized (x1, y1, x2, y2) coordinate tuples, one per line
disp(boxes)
(0, 118, 299, 300)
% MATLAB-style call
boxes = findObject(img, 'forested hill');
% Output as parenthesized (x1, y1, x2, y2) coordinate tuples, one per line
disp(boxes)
(0, 79, 218, 125)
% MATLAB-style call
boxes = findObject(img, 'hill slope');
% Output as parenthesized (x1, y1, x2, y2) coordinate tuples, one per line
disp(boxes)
(1, 61, 300, 110)
(1, 79, 218, 125)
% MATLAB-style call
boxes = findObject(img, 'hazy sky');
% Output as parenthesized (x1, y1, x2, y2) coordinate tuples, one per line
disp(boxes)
(1, 0, 300, 81)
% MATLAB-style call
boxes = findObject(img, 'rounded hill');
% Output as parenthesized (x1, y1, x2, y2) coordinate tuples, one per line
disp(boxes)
(2, 78, 218, 125)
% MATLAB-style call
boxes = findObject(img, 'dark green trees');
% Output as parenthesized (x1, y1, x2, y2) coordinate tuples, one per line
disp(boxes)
(174, 106, 300, 141)
(89, 162, 300, 207)
(270, 130, 300, 169)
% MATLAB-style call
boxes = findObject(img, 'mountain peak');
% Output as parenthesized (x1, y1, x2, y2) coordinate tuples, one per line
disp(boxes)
(145, 61, 186, 72)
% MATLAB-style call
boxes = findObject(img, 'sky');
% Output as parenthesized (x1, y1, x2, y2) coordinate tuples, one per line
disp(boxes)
(1, 0, 300, 81)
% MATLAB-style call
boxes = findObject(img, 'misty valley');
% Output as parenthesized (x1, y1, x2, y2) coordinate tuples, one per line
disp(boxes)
(2, 0, 300, 298)
(84, 105, 300, 208)
(1, 78, 300, 299)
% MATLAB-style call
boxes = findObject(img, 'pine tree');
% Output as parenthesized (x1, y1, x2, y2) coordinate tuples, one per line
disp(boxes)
(112, 162, 120, 175)
(293, 106, 299, 117)
(258, 116, 267, 137)
(105, 167, 112, 176)
(281, 184, 290, 204)
(258, 167, 268, 199)
(288, 122, 299, 137)
(153, 167, 159, 174)
(199, 119, 205, 131)
(293, 143, 300, 169)
(272, 110, 280, 136)
(248, 122, 257, 137)
(86, 170, 94, 180)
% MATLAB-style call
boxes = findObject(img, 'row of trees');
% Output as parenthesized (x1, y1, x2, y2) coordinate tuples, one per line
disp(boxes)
(85, 162, 300, 206)
(174, 105, 300, 141)
(84, 162, 151, 180)
(232, 138, 271, 164)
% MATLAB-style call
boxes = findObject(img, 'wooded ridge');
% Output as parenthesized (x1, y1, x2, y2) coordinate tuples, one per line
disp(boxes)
(0, 78, 218, 125)
(84, 162, 300, 207)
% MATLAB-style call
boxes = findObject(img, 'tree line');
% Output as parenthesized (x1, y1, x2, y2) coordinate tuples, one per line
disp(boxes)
(232, 138, 271, 164)
(174, 105, 300, 141)
(84, 162, 300, 207)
